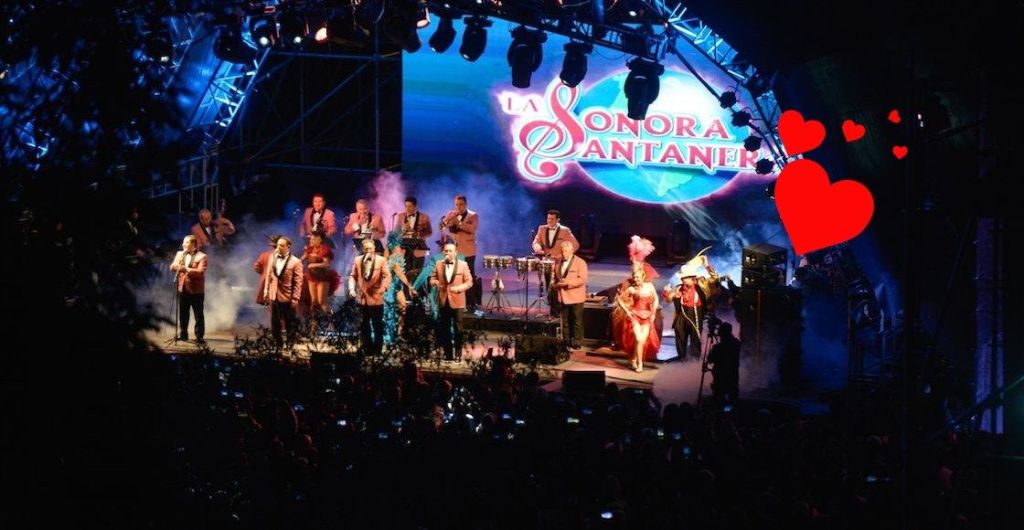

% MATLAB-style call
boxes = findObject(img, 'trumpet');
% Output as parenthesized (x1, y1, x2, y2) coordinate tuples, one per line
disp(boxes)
(439, 209, 460, 232)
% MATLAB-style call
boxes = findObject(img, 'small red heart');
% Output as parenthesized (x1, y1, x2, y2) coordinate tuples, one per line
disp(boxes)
(775, 159, 875, 255)
(887, 109, 901, 124)
(841, 119, 866, 143)
(778, 110, 826, 156)
(892, 145, 908, 159)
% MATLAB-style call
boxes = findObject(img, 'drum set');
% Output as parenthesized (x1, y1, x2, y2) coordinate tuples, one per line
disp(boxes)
(482, 254, 555, 317)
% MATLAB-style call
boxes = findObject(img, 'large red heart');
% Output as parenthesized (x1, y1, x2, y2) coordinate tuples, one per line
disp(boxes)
(778, 110, 826, 156)
(775, 159, 875, 255)
(841, 119, 866, 142)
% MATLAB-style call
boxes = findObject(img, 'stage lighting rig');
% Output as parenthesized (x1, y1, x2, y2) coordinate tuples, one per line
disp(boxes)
(743, 135, 763, 152)
(755, 158, 775, 175)
(507, 26, 546, 88)
(416, 0, 432, 28)
(624, 56, 663, 120)
(143, 22, 173, 64)
(429, 13, 458, 53)
(559, 41, 592, 87)
(249, 14, 277, 48)
(718, 90, 737, 108)
(278, 11, 308, 47)
(460, 16, 491, 62)
(214, 23, 257, 64)
(731, 109, 752, 127)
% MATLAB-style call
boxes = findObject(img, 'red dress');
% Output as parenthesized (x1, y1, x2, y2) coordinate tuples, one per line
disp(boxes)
(303, 244, 340, 294)
(612, 285, 661, 361)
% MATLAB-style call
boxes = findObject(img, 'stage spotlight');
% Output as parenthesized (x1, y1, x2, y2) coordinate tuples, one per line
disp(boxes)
(743, 135, 762, 152)
(249, 15, 277, 48)
(214, 24, 257, 64)
(719, 91, 737, 108)
(623, 56, 664, 120)
(144, 26, 173, 64)
(560, 42, 592, 87)
(755, 158, 775, 175)
(429, 16, 456, 53)
(765, 179, 776, 199)
(279, 11, 307, 47)
(416, 1, 431, 28)
(460, 16, 491, 62)
(356, 0, 386, 27)
(731, 110, 751, 127)
(508, 26, 546, 88)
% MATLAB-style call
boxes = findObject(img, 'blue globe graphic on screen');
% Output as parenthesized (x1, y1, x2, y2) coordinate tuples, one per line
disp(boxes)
(572, 70, 747, 204)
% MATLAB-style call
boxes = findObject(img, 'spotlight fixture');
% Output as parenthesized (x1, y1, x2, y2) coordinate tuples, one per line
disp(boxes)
(278, 11, 307, 47)
(507, 26, 546, 88)
(355, 0, 386, 27)
(765, 179, 776, 199)
(429, 15, 456, 53)
(718, 91, 737, 108)
(144, 27, 173, 64)
(460, 16, 491, 62)
(560, 42, 592, 88)
(416, 0, 431, 28)
(755, 158, 775, 175)
(731, 110, 751, 127)
(623, 56, 664, 120)
(214, 24, 257, 64)
(249, 15, 277, 48)
(743, 135, 762, 152)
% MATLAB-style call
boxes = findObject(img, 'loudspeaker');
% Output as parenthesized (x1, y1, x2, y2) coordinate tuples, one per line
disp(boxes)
(667, 219, 692, 258)
(583, 303, 613, 342)
(741, 267, 784, 288)
(563, 370, 606, 394)
(742, 243, 787, 269)
(515, 334, 569, 365)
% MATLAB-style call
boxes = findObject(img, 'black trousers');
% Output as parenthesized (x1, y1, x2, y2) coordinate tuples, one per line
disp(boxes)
(464, 256, 479, 307)
(359, 304, 385, 356)
(271, 301, 298, 347)
(673, 303, 704, 360)
(712, 373, 739, 404)
(178, 292, 204, 340)
(404, 252, 425, 275)
(437, 304, 464, 360)
(561, 302, 584, 346)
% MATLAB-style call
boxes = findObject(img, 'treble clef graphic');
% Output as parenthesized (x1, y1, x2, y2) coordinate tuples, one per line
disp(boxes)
(514, 81, 586, 182)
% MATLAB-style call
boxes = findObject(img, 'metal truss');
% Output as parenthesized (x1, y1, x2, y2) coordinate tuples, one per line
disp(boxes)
(424, 0, 787, 168)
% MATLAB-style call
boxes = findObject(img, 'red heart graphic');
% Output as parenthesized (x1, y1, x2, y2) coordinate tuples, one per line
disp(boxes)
(775, 159, 875, 255)
(887, 109, 901, 124)
(841, 119, 866, 142)
(778, 110, 826, 156)
(892, 145, 908, 159)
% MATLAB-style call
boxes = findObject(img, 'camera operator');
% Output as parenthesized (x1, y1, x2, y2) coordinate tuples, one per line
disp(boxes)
(705, 320, 740, 405)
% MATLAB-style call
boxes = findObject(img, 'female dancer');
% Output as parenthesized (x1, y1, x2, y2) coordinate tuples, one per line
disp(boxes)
(300, 231, 340, 322)
(384, 231, 416, 342)
(615, 265, 661, 372)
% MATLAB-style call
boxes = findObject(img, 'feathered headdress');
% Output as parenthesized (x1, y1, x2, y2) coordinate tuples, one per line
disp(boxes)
(627, 235, 654, 261)
(386, 229, 404, 252)
(628, 235, 659, 279)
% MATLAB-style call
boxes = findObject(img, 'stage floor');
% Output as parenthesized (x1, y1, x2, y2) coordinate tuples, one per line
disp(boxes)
(153, 259, 827, 413)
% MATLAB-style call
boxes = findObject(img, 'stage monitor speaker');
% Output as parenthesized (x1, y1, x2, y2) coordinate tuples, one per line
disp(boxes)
(667, 219, 692, 259)
(563, 370, 605, 394)
(583, 303, 613, 342)
(741, 267, 784, 288)
(515, 334, 568, 365)
(742, 242, 787, 270)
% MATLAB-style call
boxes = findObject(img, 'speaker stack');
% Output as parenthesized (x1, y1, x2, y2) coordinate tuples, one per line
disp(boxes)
(737, 243, 802, 388)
